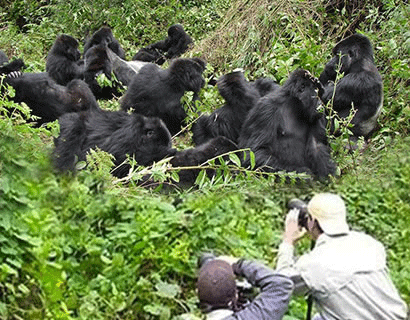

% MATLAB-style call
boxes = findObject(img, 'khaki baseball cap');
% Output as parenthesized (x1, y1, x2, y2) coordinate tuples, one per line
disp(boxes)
(307, 193, 349, 235)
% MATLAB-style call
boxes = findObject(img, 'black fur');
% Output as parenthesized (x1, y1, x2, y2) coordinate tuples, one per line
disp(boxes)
(83, 26, 126, 60)
(53, 109, 176, 177)
(120, 57, 206, 135)
(192, 71, 261, 145)
(132, 24, 193, 65)
(250, 77, 280, 97)
(5, 73, 99, 125)
(46, 34, 84, 86)
(239, 69, 336, 179)
(319, 33, 383, 138)
(170, 136, 239, 185)
(0, 58, 25, 76)
(83, 43, 122, 100)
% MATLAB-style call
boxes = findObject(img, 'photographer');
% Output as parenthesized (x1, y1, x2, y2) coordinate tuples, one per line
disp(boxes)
(197, 254, 293, 320)
(276, 193, 408, 320)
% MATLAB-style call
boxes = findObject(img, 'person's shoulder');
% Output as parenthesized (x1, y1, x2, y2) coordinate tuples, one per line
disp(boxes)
(349, 231, 385, 251)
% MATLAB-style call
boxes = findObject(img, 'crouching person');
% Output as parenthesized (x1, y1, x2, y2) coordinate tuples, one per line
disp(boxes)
(197, 254, 294, 320)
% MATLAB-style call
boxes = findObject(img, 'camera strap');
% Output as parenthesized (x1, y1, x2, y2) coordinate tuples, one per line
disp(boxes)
(306, 239, 316, 320)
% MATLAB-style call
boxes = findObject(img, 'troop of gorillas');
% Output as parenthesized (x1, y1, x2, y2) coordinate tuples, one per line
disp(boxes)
(0, 24, 383, 185)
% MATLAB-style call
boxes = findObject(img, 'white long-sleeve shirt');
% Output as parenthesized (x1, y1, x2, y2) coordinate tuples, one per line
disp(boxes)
(276, 231, 408, 320)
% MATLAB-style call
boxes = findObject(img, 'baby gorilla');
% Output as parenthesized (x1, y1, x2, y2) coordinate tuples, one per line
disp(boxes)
(121, 57, 206, 136)
(53, 109, 176, 178)
(239, 69, 336, 179)
(83, 26, 126, 59)
(132, 24, 193, 65)
(46, 34, 84, 86)
(192, 71, 262, 146)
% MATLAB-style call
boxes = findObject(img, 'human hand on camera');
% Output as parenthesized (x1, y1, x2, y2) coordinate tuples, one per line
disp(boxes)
(284, 208, 306, 245)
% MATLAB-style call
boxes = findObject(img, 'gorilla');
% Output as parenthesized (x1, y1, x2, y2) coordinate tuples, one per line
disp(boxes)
(238, 69, 336, 179)
(192, 71, 261, 146)
(83, 26, 126, 59)
(319, 33, 383, 138)
(46, 34, 84, 86)
(53, 109, 177, 178)
(168, 136, 239, 186)
(5, 73, 99, 125)
(121, 57, 206, 136)
(82, 43, 123, 100)
(132, 24, 193, 65)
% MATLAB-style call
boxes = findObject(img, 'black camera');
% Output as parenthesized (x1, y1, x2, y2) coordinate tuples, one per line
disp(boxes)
(287, 198, 310, 229)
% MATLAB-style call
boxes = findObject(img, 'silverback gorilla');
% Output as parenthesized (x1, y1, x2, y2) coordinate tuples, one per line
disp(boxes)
(120, 57, 206, 136)
(53, 109, 177, 178)
(239, 69, 336, 179)
(192, 71, 262, 146)
(319, 33, 383, 138)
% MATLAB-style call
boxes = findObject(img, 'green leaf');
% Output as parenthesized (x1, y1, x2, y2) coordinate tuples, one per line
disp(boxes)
(155, 281, 181, 299)
(229, 153, 241, 167)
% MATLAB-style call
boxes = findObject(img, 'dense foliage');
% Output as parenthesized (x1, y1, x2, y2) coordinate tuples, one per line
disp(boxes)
(0, 0, 409, 319)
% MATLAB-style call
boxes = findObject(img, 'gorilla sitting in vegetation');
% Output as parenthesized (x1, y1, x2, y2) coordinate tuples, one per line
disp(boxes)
(319, 33, 383, 138)
(132, 24, 193, 65)
(46, 34, 84, 86)
(239, 69, 336, 179)
(121, 57, 206, 136)
(83, 26, 126, 60)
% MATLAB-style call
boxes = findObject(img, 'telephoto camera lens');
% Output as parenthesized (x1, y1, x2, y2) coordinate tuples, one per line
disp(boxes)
(287, 198, 309, 229)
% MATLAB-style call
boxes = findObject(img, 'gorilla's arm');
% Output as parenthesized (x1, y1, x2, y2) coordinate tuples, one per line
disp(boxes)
(305, 117, 336, 178)
(319, 56, 338, 85)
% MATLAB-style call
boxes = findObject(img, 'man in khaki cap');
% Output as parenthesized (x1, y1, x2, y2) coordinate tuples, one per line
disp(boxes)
(276, 192, 408, 320)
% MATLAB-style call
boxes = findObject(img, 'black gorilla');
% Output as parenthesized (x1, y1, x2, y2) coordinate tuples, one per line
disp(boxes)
(46, 34, 84, 86)
(169, 136, 239, 185)
(238, 69, 336, 179)
(5, 73, 99, 125)
(319, 33, 383, 138)
(192, 71, 261, 146)
(121, 57, 206, 135)
(83, 26, 126, 59)
(82, 43, 122, 100)
(53, 109, 176, 178)
(132, 24, 193, 65)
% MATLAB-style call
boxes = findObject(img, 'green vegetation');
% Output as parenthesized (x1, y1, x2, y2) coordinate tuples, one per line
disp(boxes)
(1, 0, 409, 318)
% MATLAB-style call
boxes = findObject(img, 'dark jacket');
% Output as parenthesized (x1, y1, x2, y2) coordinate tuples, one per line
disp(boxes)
(218, 259, 293, 320)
